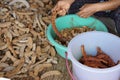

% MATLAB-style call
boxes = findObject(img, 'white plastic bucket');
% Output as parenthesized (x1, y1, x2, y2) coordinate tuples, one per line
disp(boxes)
(67, 31, 120, 80)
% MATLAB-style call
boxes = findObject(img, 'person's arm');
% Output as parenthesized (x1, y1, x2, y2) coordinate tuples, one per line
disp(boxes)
(77, 0, 120, 18)
(61, 0, 75, 5)
(96, 0, 120, 12)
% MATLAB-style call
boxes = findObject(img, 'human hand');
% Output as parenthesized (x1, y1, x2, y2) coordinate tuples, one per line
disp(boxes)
(77, 3, 99, 18)
(52, 0, 72, 16)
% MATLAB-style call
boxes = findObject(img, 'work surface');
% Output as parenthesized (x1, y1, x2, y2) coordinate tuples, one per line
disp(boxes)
(0, 0, 71, 79)
(12, 54, 71, 80)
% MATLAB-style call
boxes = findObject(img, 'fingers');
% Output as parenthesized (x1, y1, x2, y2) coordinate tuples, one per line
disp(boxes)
(77, 12, 87, 18)
(79, 5, 86, 11)
(52, 3, 69, 15)
(52, 5, 59, 12)
(77, 8, 92, 18)
(78, 4, 97, 18)
(51, 0, 71, 16)
(57, 9, 67, 16)
(78, 5, 89, 18)
(77, 11, 91, 18)
(52, 6, 67, 16)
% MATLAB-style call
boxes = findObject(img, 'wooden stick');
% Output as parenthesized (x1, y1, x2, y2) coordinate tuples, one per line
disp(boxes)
(81, 45, 87, 58)
(51, 11, 62, 39)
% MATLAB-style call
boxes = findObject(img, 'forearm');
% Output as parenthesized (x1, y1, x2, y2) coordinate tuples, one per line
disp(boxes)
(58, 0, 75, 5)
(96, 0, 120, 12)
